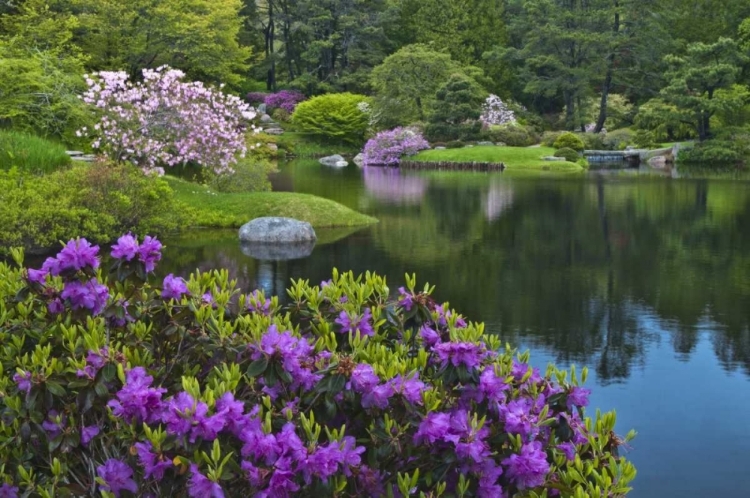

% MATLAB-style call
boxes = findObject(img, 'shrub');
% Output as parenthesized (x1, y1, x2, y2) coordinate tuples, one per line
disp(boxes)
(362, 127, 430, 166)
(271, 108, 291, 123)
(82, 66, 257, 175)
(602, 129, 634, 150)
(446, 140, 465, 149)
(208, 156, 278, 193)
(0, 241, 637, 497)
(246, 92, 269, 105)
(553, 147, 580, 162)
(480, 94, 517, 126)
(541, 131, 565, 148)
(633, 130, 658, 149)
(424, 74, 485, 143)
(0, 162, 180, 254)
(579, 132, 607, 151)
(553, 132, 585, 151)
(678, 140, 743, 166)
(292, 93, 371, 144)
(483, 124, 539, 147)
(265, 90, 306, 113)
(0, 130, 71, 174)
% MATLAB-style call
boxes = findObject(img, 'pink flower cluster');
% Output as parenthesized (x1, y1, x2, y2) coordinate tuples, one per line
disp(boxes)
(480, 94, 517, 126)
(80, 66, 257, 175)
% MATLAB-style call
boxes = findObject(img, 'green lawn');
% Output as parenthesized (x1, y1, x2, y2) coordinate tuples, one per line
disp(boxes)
(411, 145, 583, 172)
(166, 177, 377, 229)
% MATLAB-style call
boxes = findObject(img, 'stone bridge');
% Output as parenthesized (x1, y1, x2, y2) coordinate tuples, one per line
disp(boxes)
(583, 146, 678, 168)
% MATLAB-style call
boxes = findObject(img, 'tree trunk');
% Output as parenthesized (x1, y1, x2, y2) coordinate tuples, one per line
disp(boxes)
(265, 1, 276, 91)
(564, 91, 575, 130)
(595, 1, 620, 133)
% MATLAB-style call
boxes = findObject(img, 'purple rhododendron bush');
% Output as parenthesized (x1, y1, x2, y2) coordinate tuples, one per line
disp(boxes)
(0, 236, 636, 497)
(362, 128, 431, 167)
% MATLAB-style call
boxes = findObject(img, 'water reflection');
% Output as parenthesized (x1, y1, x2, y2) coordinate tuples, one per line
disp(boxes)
(160, 163, 750, 497)
(363, 167, 428, 205)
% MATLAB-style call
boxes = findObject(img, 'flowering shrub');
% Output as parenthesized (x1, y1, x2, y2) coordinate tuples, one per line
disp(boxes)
(246, 92, 269, 105)
(81, 66, 257, 175)
(0, 236, 636, 497)
(362, 127, 430, 166)
(264, 90, 306, 113)
(480, 95, 517, 126)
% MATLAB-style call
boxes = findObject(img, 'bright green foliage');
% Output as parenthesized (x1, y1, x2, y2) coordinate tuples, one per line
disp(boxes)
(425, 74, 486, 142)
(659, 37, 747, 141)
(711, 84, 750, 128)
(0, 131, 71, 174)
(553, 132, 585, 152)
(208, 156, 278, 193)
(72, 0, 251, 86)
(413, 145, 584, 172)
(370, 45, 475, 126)
(554, 147, 580, 162)
(291, 93, 372, 144)
(602, 129, 635, 150)
(0, 163, 180, 254)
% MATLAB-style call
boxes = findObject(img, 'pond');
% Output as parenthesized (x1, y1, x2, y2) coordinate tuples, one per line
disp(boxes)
(161, 160, 750, 498)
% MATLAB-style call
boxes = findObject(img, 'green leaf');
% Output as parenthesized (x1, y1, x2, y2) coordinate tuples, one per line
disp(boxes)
(45, 381, 66, 397)
(246, 357, 269, 377)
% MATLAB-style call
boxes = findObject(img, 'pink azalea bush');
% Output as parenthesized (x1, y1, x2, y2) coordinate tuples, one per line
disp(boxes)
(0, 238, 637, 497)
(81, 66, 257, 175)
(480, 94, 517, 127)
(362, 127, 430, 166)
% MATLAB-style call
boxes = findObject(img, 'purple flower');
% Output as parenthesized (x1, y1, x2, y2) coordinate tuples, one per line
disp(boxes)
(420, 324, 441, 348)
(361, 383, 392, 409)
(389, 373, 425, 405)
(108, 367, 166, 423)
(350, 364, 379, 393)
(265, 469, 299, 496)
(81, 425, 100, 446)
(479, 368, 510, 403)
(42, 410, 65, 439)
(12, 371, 32, 394)
(41, 256, 61, 276)
(47, 298, 64, 315)
(137, 236, 162, 272)
(77, 348, 108, 379)
(0, 484, 19, 498)
(362, 127, 430, 167)
(215, 392, 246, 436)
(557, 441, 576, 461)
(264, 90, 306, 113)
(251, 326, 320, 392)
(162, 392, 225, 442)
(188, 465, 225, 498)
(476, 460, 504, 498)
(162, 274, 189, 300)
(246, 290, 271, 315)
(434, 341, 486, 370)
(512, 360, 542, 385)
(397, 287, 414, 310)
(201, 292, 215, 307)
(111, 233, 139, 261)
(27, 268, 48, 285)
(241, 460, 263, 486)
(498, 398, 538, 438)
(97, 459, 137, 497)
(134, 441, 173, 480)
(502, 441, 550, 490)
(60, 279, 109, 315)
(566, 386, 591, 409)
(56, 238, 100, 273)
(414, 412, 451, 445)
(335, 308, 374, 337)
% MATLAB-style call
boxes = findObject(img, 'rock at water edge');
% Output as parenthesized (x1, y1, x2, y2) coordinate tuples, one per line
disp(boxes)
(239, 217, 317, 244)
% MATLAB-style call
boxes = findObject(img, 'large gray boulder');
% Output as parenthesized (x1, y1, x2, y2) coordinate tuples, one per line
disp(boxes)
(240, 240, 315, 261)
(353, 153, 365, 167)
(319, 154, 348, 167)
(239, 217, 316, 244)
(260, 114, 275, 123)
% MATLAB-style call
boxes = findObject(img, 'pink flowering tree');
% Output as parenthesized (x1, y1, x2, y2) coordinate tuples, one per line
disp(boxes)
(480, 94, 517, 127)
(80, 66, 257, 175)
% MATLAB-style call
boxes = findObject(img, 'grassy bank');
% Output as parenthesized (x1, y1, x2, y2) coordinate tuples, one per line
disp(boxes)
(0, 130, 72, 174)
(412, 145, 583, 172)
(167, 177, 376, 228)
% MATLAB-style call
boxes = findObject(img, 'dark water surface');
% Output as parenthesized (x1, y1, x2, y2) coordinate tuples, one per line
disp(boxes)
(162, 161, 750, 498)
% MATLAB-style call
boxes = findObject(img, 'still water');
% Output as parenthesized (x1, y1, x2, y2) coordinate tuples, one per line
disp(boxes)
(162, 161, 750, 498)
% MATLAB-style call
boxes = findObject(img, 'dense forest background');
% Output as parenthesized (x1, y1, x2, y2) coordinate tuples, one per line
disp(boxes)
(2, 0, 750, 146)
